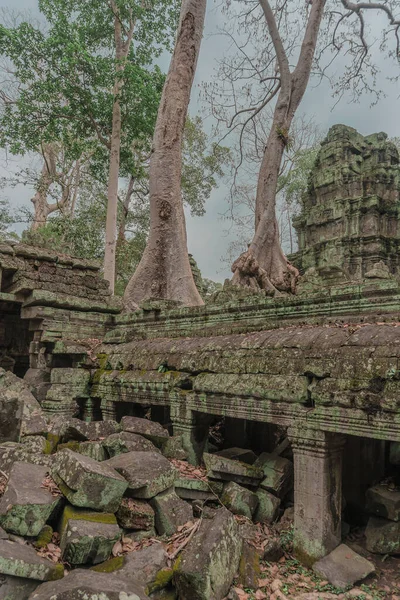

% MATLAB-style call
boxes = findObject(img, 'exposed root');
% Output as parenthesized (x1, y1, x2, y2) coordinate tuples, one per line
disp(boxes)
(231, 249, 298, 295)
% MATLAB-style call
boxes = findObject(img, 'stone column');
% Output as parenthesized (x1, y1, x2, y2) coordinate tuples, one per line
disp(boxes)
(170, 403, 211, 465)
(101, 399, 117, 422)
(288, 427, 346, 566)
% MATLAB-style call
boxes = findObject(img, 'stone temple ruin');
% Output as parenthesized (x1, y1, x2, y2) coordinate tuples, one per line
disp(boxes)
(0, 124, 400, 598)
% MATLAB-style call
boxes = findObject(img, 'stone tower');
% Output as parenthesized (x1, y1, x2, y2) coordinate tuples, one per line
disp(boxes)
(292, 124, 400, 283)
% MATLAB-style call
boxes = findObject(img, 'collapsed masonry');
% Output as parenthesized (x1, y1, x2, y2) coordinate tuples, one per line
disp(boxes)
(0, 125, 399, 597)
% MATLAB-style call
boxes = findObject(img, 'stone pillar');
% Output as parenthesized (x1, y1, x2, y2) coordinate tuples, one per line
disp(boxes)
(170, 403, 211, 466)
(101, 399, 117, 422)
(288, 427, 346, 566)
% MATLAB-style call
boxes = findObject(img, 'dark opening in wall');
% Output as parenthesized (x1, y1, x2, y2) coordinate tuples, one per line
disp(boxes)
(0, 268, 15, 293)
(0, 301, 32, 378)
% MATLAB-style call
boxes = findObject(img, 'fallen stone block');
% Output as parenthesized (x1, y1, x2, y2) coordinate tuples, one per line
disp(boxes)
(150, 489, 193, 536)
(214, 448, 257, 465)
(254, 488, 281, 524)
(313, 544, 375, 589)
(0, 463, 61, 537)
(51, 449, 128, 513)
(221, 481, 259, 519)
(366, 484, 400, 521)
(103, 544, 169, 594)
(203, 453, 263, 487)
(254, 453, 293, 498)
(0, 369, 47, 443)
(104, 451, 176, 499)
(58, 440, 107, 462)
(0, 444, 54, 477)
(174, 508, 242, 600)
(103, 431, 158, 458)
(175, 477, 223, 501)
(20, 436, 51, 455)
(121, 416, 169, 447)
(116, 497, 155, 530)
(60, 505, 121, 566)
(262, 537, 284, 562)
(26, 569, 147, 599)
(238, 540, 261, 589)
(365, 516, 400, 554)
(58, 418, 121, 443)
(0, 539, 63, 581)
(161, 436, 188, 460)
(0, 573, 39, 599)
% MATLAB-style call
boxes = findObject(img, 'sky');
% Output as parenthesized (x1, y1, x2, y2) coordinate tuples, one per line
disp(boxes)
(1, 0, 400, 283)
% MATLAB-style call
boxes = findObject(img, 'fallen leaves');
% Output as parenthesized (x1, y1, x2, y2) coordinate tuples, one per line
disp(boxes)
(169, 459, 207, 481)
(41, 475, 62, 498)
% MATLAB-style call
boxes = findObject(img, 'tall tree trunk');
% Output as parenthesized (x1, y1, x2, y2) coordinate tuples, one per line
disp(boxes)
(232, 0, 325, 294)
(104, 15, 124, 294)
(117, 175, 135, 244)
(30, 144, 59, 231)
(124, 0, 206, 311)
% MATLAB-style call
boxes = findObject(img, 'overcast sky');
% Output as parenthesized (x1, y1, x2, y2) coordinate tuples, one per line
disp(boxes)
(1, 0, 400, 282)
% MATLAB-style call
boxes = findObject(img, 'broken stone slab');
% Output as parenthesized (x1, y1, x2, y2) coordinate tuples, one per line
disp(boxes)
(59, 505, 121, 566)
(51, 449, 128, 513)
(104, 451, 176, 499)
(0, 444, 54, 477)
(58, 440, 107, 462)
(20, 436, 51, 455)
(214, 448, 257, 465)
(0, 463, 61, 537)
(254, 453, 294, 498)
(161, 436, 188, 460)
(103, 544, 169, 594)
(175, 477, 223, 501)
(0, 369, 47, 443)
(313, 544, 375, 589)
(220, 482, 259, 519)
(0, 539, 64, 581)
(203, 453, 263, 487)
(365, 516, 400, 554)
(254, 489, 281, 524)
(0, 573, 39, 599)
(58, 418, 121, 443)
(174, 508, 243, 600)
(150, 489, 193, 536)
(116, 498, 155, 531)
(238, 540, 261, 589)
(27, 569, 147, 599)
(103, 431, 158, 458)
(121, 416, 169, 447)
(366, 484, 400, 521)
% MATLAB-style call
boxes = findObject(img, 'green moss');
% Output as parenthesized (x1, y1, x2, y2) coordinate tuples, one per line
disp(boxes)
(91, 555, 125, 573)
(146, 568, 174, 594)
(92, 369, 112, 384)
(47, 563, 65, 581)
(35, 525, 53, 549)
(172, 555, 182, 573)
(58, 441, 80, 453)
(60, 504, 117, 535)
(46, 433, 60, 453)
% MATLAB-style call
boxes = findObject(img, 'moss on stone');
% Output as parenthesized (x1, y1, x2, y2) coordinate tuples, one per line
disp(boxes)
(35, 525, 53, 549)
(146, 568, 174, 594)
(58, 441, 80, 453)
(60, 504, 117, 536)
(91, 555, 125, 573)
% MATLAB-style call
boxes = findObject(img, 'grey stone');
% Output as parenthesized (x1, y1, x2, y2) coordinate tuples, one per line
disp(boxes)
(174, 508, 243, 600)
(365, 516, 400, 554)
(104, 451, 176, 499)
(116, 498, 155, 531)
(313, 544, 375, 589)
(121, 417, 169, 447)
(0, 444, 54, 478)
(103, 431, 158, 458)
(220, 482, 259, 519)
(238, 540, 261, 589)
(115, 544, 169, 593)
(20, 437, 49, 455)
(161, 436, 188, 460)
(27, 569, 147, 599)
(0, 463, 61, 537)
(59, 419, 121, 443)
(0, 539, 64, 581)
(262, 537, 284, 562)
(51, 449, 128, 513)
(254, 489, 281, 524)
(255, 453, 294, 498)
(175, 477, 223, 501)
(214, 448, 257, 465)
(150, 489, 193, 536)
(366, 485, 400, 521)
(203, 453, 263, 487)
(0, 370, 47, 443)
(60, 506, 121, 566)
(0, 574, 39, 599)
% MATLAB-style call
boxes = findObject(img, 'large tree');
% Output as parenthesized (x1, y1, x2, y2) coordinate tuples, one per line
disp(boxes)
(210, 0, 400, 294)
(124, 0, 207, 310)
(0, 0, 178, 291)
